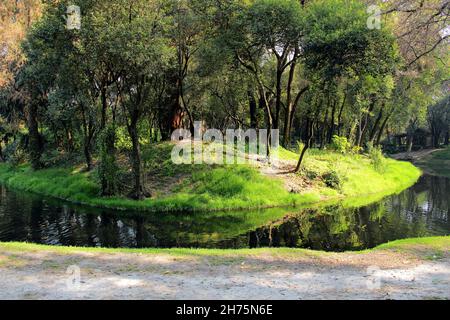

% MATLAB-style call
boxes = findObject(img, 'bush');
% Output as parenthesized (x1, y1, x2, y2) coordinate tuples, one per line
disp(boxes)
(331, 135, 351, 154)
(323, 170, 342, 189)
(367, 142, 386, 173)
(4, 139, 26, 167)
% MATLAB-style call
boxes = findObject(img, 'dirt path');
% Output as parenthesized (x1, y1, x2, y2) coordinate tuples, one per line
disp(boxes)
(390, 149, 441, 161)
(1, 247, 448, 300)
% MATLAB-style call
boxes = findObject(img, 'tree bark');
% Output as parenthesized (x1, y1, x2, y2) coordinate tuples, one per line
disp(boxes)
(376, 114, 390, 146)
(295, 118, 313, 173)
(27, 103, 42, 170)
(248, 91, 258, 129)
(369, 108, 383, 143)
(327, 99, 337, 143)
(100, 87, 108, 130)
(128, 114, 145, 200)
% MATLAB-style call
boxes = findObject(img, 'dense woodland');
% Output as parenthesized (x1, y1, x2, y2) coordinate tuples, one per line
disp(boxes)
(0, 0, 449, 200)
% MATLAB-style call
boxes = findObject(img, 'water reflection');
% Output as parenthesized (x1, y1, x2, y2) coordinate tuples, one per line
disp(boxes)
(0, 175, 448, 251)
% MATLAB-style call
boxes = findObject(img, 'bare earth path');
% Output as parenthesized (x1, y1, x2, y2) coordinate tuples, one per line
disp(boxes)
(390, 149, 441, 161)
(1, 245, 449, 300)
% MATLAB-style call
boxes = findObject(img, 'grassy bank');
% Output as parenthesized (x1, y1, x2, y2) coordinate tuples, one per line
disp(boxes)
(415, 147, 450, 178)
(0, 143, 422, 212)
(0, 236, 448, 258)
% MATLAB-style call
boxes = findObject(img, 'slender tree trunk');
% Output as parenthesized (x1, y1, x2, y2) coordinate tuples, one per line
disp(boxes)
(248, 91, 258, 129)
(84, 142, 93, 171)
(320, 107, 329, 149)
(295, 118, 313, 172)
(128, 115, 145, 200)
(369, 109, 383, 143)
(274, 67, 282, 130)
(27, 103, 42, 170)
(357, 100, 376, 147)
(337, 91, 347, 136)
(327, 100, 337, 143)
(101, 87, 108, 130)
(283, 58, 297, 147)
(376, 115, 389, 146)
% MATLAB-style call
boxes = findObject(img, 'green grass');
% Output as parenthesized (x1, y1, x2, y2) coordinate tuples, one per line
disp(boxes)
(274, 147, 421, 200)
(0, 236, 448, 258)
(0, 142, 421, 212)
(415, 147, 450, 178)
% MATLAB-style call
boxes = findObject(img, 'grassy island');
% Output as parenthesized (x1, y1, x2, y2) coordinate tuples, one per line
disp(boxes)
(0, 143, 421, 212)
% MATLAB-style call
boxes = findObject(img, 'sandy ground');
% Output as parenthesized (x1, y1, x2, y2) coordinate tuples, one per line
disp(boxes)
(0, 247, 449, 300)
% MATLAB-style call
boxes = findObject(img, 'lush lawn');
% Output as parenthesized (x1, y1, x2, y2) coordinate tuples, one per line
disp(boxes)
(0, 143, 421, 212)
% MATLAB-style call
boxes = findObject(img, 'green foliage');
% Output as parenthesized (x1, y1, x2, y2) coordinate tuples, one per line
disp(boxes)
(4, 139, 26, 167)
(303, 0, 399, 80)
(331, 135, 351, 154)
(322, 170, 342, 190)
(367, 142, 386, 173)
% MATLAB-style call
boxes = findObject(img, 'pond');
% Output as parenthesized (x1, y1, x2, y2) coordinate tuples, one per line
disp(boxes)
(0, 175, 449, 252)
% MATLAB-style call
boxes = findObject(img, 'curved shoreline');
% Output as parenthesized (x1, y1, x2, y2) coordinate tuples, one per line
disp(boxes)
(0, 159, 422, 213)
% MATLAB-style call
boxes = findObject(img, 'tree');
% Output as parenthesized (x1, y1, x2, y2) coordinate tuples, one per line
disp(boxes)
(104, 0, 173, 199)
(301, 0, 399, 149)
(428, 96, 450, 147)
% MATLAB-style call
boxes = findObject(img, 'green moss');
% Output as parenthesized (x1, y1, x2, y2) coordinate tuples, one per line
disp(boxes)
(0, 143, 421, 212)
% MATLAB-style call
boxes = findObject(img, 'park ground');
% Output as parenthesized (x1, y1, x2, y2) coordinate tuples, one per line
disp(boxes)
(0, 237, 449, 300)
(0, 147, 449, 300)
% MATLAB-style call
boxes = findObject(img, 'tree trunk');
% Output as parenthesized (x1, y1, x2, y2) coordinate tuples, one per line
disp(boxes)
(27, 103, 42, 170)
(369, 109, 383, 143)
(274, 67, 282, 130)
(128, 115, 145, 200)
(336, 92, 347, 136)
(282, 58, 297, 147)
(376, 114, 390, 146)
(84, 142, 93, 171)
(357, 100, 376, 147)
(100, 87, 108, 130)
(327, 100, 337, 143)
(295, 118, 313, 172)
(248, 91, 258, 129)
(320, 107, 329, 149)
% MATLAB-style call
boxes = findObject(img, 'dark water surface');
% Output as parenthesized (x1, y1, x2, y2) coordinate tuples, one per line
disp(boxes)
(0, 175, 449, 251)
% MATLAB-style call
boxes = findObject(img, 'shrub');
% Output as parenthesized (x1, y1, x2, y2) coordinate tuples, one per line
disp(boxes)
(4, 139, 26, 167)
(323, 170, 342, 189)
(367, 142, 386, 173)
(331, 135, 351, 154)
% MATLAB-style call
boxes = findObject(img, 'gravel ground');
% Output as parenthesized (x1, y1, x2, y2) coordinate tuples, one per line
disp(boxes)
(0, 247, 448, 300)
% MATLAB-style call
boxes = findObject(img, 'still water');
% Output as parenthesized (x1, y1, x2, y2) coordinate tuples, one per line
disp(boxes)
(0, 175, 448, 251)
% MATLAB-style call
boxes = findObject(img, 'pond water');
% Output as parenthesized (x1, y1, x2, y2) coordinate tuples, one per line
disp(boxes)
(0, 175, 449, 252)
